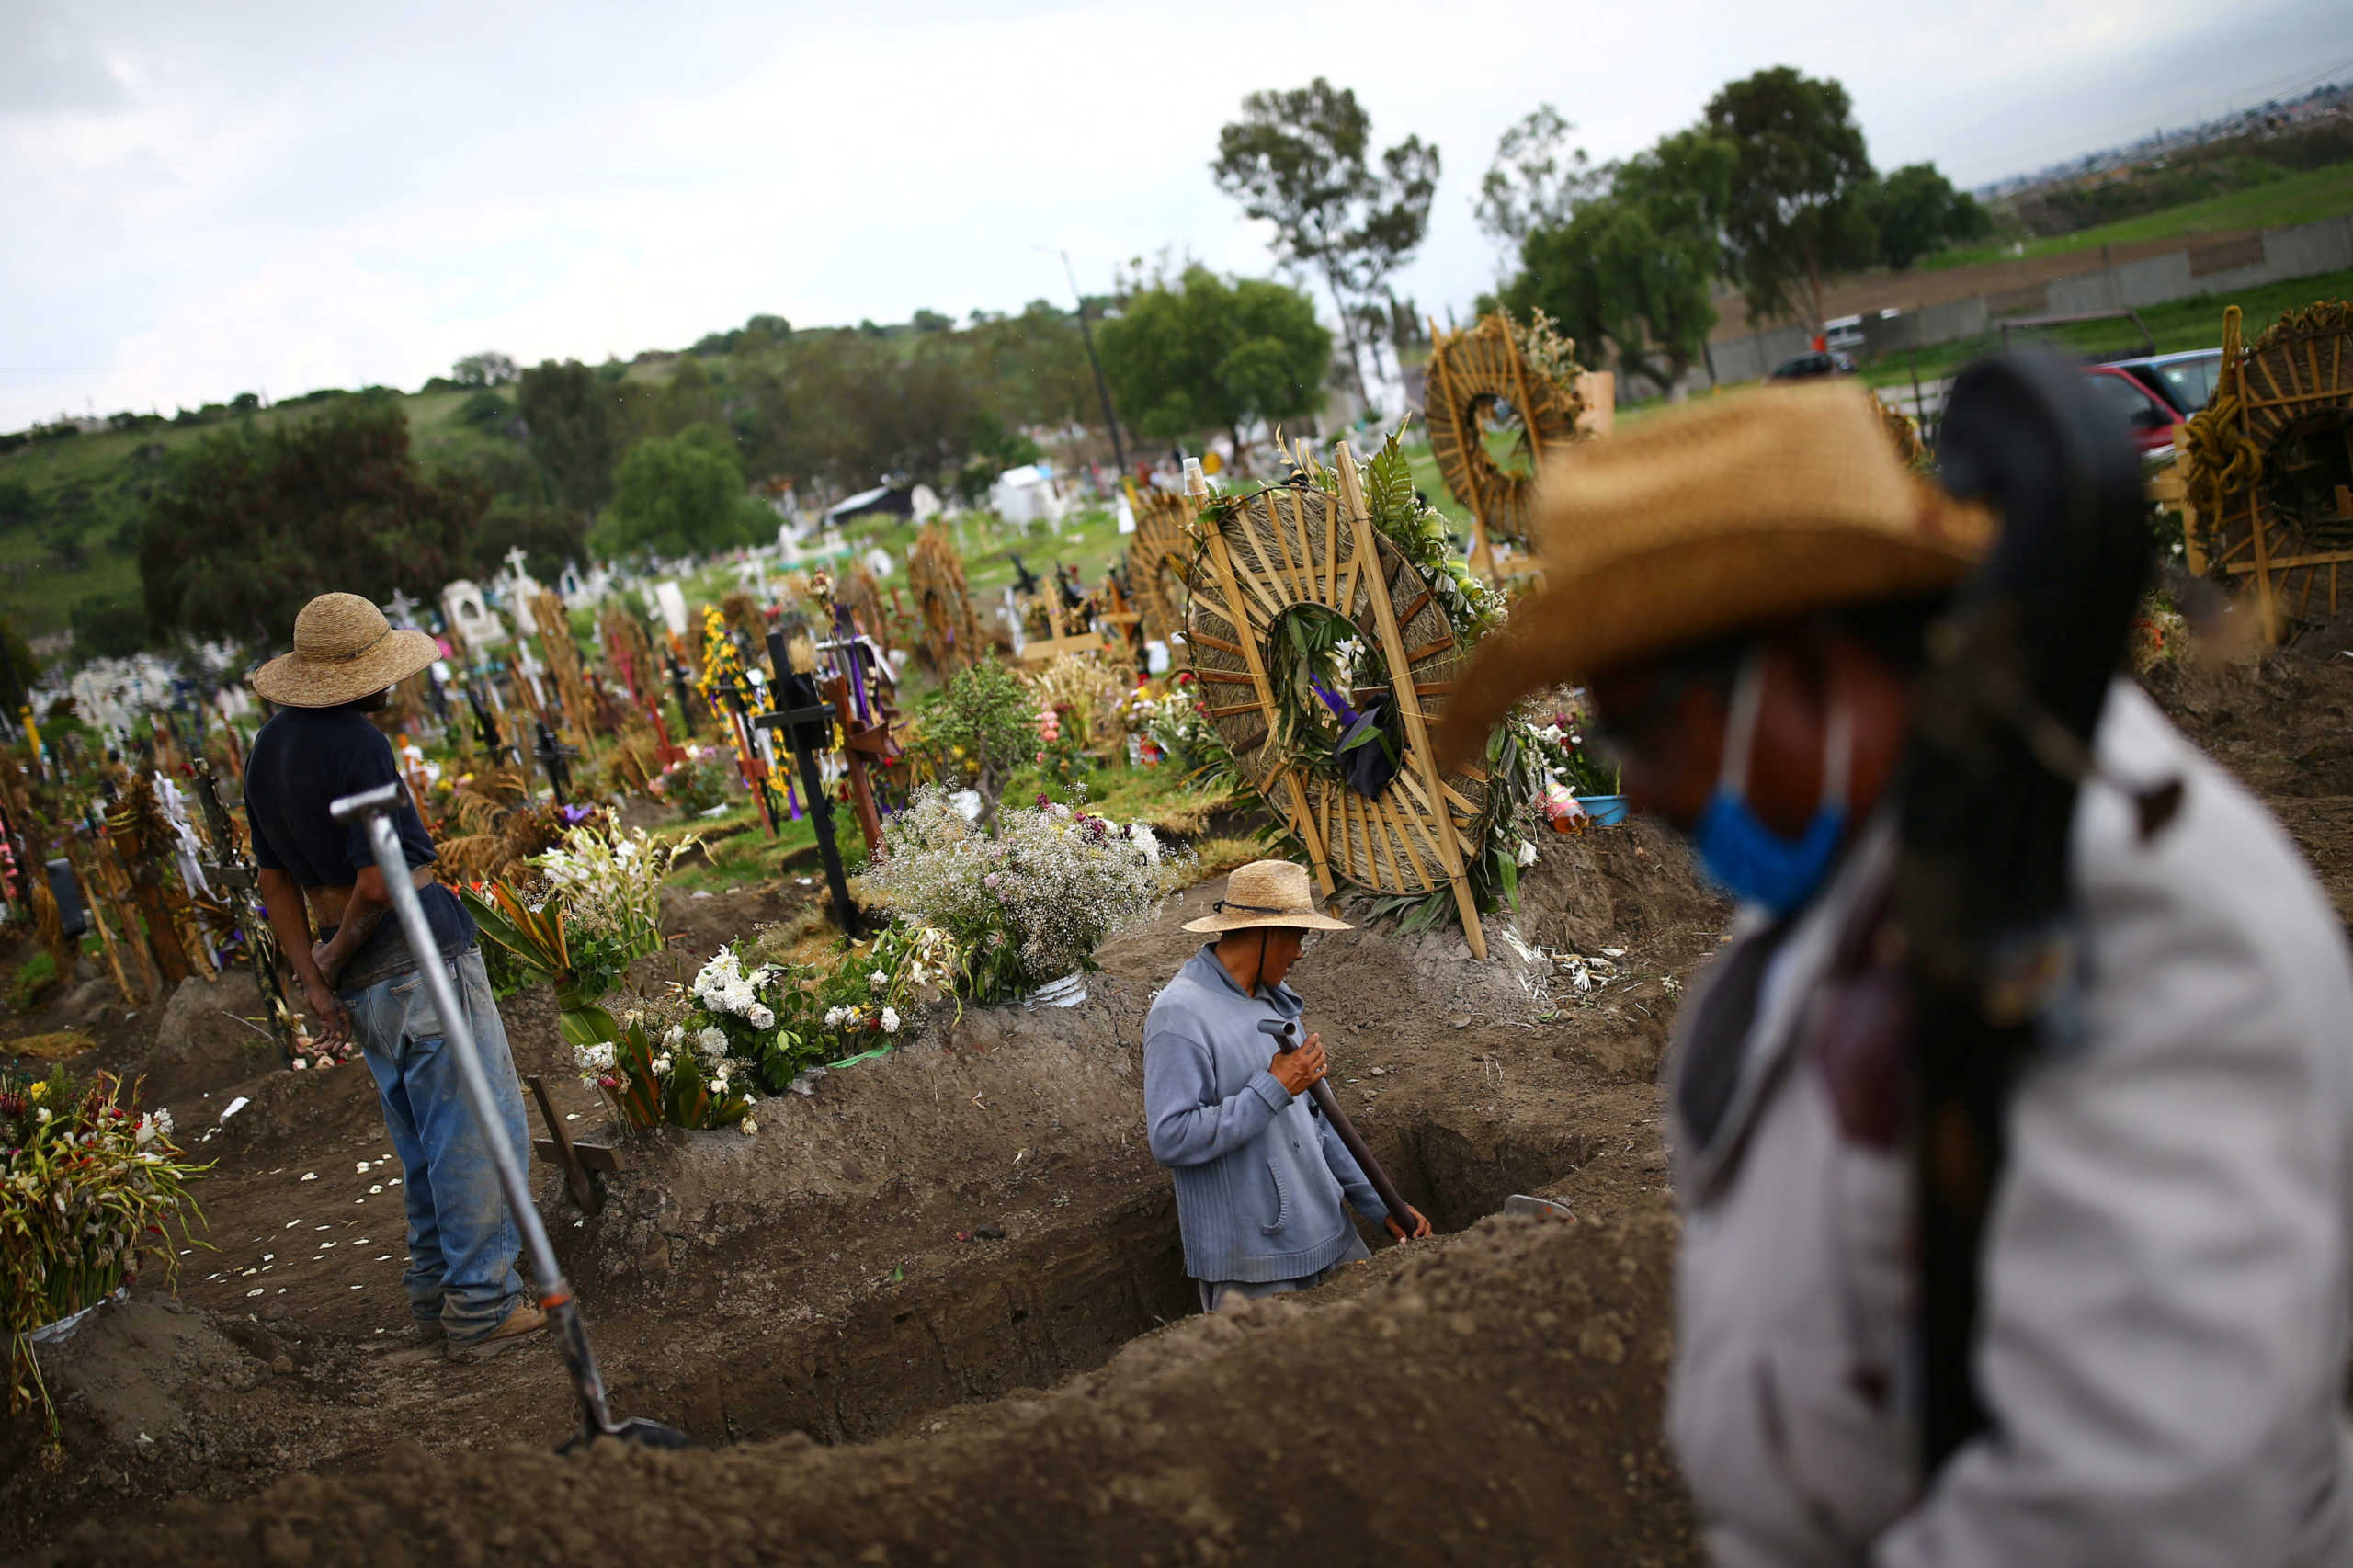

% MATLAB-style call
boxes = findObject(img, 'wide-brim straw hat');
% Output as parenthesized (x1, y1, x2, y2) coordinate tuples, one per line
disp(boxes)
(251, 593, 439, 709)
(1182, 859, 1354, 934)
(1435, 381, 1996, 771)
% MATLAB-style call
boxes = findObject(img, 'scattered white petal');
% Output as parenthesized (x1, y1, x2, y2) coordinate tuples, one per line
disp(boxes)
(246, 1288, 264, 1297)
(369, 1184, 383, 1194)
(299, 1172, 317, 1182)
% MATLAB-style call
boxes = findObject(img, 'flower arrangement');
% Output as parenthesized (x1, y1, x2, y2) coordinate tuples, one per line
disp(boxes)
(1526, 701, 1614, 799)
(575, 1017, 757, 1135)
(866, 786, 1182, 1001)
(462, 822, 693, 1044)
(654, 749, 735, 818)
(1026, 653, 1130, 756)
(1237, 426, 1545, 934)
(4, 1067, 207, 1437)
(913, 659, 1041, 821)
(685, 944, 817, 1093)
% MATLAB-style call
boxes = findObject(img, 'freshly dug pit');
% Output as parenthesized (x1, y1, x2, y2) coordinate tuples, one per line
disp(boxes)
(6, 830, 1720, 1560)
(36, 1194, 1703, 1568)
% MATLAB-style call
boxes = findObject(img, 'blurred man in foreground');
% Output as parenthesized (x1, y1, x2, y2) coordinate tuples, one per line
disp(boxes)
(1440, 382, 2353, 1565)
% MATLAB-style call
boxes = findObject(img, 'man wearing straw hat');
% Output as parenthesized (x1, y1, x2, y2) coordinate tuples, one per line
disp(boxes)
(1437, 382, 2353, 1564)
(1144, 859, 1430, 1313)
(246, 593, 546, 1363)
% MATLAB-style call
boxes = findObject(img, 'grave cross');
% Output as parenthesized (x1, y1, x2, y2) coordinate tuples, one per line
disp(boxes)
(384, 588, 421, 628)
(666, 653, 698, 737)
(191, 762, 298, 1067)
(465, 683, 512, 764)
(755, 632, 859, 934)
(533, 717, 579, 805)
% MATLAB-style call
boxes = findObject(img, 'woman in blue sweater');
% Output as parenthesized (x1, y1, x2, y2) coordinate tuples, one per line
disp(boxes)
(1143, 859, 1430, 1312)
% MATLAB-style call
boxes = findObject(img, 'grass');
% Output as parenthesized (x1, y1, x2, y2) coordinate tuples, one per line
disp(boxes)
(1855, 261, 2353, 392)
(652, 798, 845, 897)
(1925, 162, 2353, 273)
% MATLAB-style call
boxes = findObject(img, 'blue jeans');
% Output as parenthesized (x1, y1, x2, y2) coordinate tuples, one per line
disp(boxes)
(345, 947, 529, 1343)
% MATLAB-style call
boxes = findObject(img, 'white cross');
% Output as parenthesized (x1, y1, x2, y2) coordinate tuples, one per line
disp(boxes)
(504, 547, 532, 580)
(384, 589, 420, 627)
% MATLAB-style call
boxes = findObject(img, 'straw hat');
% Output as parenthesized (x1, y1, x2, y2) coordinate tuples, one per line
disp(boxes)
(1435, 381, 1995, 770)
(251, 593, 439, 709)
(1182, 860, 1353, 935)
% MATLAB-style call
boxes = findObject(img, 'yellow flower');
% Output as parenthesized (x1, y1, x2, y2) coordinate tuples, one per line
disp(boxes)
(26, 1080, 48, 1101)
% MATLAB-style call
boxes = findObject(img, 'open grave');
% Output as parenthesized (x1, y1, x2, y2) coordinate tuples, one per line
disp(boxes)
(4, 819, 1725, 1562)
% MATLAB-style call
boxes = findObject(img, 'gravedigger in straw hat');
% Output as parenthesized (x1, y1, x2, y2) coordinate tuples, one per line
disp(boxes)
(1143, 859, 1430, 1313)
(1435, 373, 2353, 1564)
(245, 593, 547, 1364)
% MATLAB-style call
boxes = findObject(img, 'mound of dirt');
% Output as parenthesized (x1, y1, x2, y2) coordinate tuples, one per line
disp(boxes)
(2143, 650, 2353, 926)
(9, 824, 1714, 1562)
(39, 1201, 1699, 1568)
(130, 976, 283, 1108)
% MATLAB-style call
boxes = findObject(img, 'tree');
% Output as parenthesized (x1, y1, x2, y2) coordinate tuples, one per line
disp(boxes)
(1211, 78, 1438, 403)
(1502, 129, 1733, 393)
(1866, 163, 1992, 269)
(458, 389, 514, 432)
(452, 352, 519, 388)
(70, 593, 146, 659)
(516, 358, 616, 516)
(1703, 66, 1877, 328)
(0, 618, 41, 712)
(1097, 267, 1329, 460)
(474, 502, 588, 582)
(1474, 105, 1601, 255)
(140, 394, 486, 642)
(965, 301, 1094, 430)
(0, 478, 40, 532)
(911, 308, 954, 334)
(595, 424, 762, 559)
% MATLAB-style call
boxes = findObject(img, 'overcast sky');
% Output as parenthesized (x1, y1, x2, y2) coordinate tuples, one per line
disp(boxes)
(5, 0, 2350, 431)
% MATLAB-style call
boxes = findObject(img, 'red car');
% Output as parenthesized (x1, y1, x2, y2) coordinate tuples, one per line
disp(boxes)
(2082, 358, 2205, 456)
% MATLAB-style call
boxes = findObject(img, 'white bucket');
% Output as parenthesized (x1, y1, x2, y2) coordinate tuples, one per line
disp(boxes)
(1029, 971, 1088, 1008)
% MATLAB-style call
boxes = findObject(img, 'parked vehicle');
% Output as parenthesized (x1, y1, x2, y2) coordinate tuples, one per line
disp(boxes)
(2100, 348, 2225, 419)
(1766, 350, 1856, 381)
(2082, 364, 2187, 455)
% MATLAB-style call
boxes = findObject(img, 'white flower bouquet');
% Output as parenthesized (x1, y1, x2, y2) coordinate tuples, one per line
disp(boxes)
(574, 1016, 757, 1135)
(866, 786, 1183, 1001)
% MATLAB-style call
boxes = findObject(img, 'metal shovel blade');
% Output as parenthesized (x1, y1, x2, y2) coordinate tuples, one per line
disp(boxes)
(1503, 1194, 1576, 1222)
(558, 1417, 692, 1453)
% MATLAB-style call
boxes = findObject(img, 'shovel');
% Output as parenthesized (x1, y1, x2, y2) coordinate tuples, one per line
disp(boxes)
(330, 782, 688, 1452)
(1257, 1018, 1577, 1233)
(1256, 1017, 1427, 1237)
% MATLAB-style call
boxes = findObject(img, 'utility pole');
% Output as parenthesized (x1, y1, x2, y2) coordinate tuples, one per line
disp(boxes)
(1059, 250, 1129, 479)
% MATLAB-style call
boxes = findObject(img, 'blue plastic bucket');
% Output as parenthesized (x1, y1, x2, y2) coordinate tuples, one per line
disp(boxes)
(1580, 794, 1630, 827)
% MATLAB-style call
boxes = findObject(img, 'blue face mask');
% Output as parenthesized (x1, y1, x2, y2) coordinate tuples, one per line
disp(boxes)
(1690, 653, 1853, 916)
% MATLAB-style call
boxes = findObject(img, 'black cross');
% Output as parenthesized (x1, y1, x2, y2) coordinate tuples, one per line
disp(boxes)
(191, 761, 298, 1068)
(534, 718, 580, 805)
(667, 653, 698, 737)
(754, 630, 860, 935)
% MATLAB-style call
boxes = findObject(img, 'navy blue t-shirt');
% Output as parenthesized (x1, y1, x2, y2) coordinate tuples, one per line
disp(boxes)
(243, 704, 475, 990)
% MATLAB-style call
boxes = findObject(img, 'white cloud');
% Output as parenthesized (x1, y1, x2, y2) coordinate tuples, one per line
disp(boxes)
(3, 0, 2348, 427)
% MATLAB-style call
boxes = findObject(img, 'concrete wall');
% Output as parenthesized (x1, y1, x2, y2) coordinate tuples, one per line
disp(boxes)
(1710, 215, 2353, 385)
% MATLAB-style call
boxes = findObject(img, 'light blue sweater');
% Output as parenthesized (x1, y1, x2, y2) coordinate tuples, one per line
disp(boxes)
(1142, 944, 1389, 1284)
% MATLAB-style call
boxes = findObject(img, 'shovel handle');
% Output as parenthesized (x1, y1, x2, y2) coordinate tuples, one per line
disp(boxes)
(1260, 1017, 1419, 1237)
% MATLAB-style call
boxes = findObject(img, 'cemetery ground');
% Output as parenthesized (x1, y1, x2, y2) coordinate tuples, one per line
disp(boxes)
(6, 641, 2353, 1564)
(2, 798, 1728, 1564)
